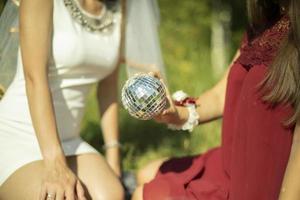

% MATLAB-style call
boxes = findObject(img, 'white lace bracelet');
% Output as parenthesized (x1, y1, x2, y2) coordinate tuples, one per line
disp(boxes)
(167, 90, 200, 132)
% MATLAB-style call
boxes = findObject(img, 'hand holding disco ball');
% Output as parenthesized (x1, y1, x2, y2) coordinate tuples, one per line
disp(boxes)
(121, 73, 167, 120)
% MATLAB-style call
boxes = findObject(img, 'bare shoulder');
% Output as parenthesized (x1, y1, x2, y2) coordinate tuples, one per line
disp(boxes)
(19, 0, 53, 19)
(19, 0, 54, 77)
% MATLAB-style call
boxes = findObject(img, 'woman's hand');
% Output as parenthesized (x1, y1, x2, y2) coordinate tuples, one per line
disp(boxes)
(40, 157, 87, 200)
(154, 104, 189, 126)
(148, 72, 189, 126)
(20, 1, 87, 199)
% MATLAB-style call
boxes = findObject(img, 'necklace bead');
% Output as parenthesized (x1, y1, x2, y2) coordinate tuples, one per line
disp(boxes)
(63, 0, 119, 34)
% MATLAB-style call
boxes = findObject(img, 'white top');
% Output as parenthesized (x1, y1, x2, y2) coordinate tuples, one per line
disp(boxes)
(0, 0, 121, 185)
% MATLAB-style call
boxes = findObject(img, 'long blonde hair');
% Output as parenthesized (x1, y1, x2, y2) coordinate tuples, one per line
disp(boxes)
(248, 0, 300, 125)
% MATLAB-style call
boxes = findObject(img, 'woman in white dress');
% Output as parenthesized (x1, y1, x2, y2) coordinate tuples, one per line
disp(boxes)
(0, 0, 167, 198)
(0, 0, 126, 198)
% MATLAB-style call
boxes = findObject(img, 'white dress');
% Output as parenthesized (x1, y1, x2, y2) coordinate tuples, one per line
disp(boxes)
(0, 0, 121, 185)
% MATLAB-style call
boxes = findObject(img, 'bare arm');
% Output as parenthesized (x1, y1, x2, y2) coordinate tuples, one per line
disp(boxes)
(195, 50, 240, 123)
(20, 0, 63, 165)
(195, 66, 230, 123)
(96, 0, 126, 176)
(279, 122, 300, 199)
(20, 0, 85, 198)
(155, 50, 240, 126)
(97, 66, 120, 176)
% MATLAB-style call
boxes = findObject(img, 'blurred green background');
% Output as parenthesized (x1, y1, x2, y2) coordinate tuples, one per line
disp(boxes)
(0, 0, 247, 171)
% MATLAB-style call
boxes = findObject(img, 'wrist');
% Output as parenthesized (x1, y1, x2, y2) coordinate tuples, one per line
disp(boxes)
(43, 148, 66, 166)
(106, 149, 120, 159)
(177, 106, 189, 125)
(105, 147, 120, 155)
(105, 149, 121, 168)
(168, 90, 200, 132)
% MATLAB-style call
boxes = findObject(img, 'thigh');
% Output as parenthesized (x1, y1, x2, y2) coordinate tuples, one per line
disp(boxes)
(67, 153, 124, 200)
(0, 160, 44, 200)
(0, 153, 124, 200)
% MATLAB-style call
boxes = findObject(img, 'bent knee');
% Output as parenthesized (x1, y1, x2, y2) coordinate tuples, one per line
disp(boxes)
(137, 159, 165, 185)
(137, 167, 152, 185)
(92, 180, 124, 200)
(132, 185, 143, 200)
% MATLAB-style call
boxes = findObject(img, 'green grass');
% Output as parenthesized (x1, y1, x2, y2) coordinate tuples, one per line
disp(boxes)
(0, 0, 246, 172)
(80, 0, 245, 171)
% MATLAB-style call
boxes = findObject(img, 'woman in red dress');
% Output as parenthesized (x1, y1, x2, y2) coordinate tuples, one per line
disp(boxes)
(132, 0, 300, 199)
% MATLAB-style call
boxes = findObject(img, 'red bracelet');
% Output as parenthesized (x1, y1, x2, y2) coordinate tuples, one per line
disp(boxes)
(174, 97, 198, 107)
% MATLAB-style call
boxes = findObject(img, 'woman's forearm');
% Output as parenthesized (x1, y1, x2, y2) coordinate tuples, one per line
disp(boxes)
(195, 50, 240, 124)
(195, 68, 230, 124)
(100, 101, 119, 145)
(20, 0, 65, 164)
(97, 67, 120, 175)
(97, 68, 119, 145)
(25, 78, 65, 163)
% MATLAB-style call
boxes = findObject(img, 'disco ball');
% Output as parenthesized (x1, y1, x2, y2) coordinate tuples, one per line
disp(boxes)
(121, 74, 167, 120)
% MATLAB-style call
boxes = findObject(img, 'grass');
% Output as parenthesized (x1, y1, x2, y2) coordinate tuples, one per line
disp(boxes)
(80, 0, 246, 172)
(0, 0, 246, 172)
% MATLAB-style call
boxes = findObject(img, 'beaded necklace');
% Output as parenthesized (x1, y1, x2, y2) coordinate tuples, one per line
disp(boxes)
(63, 0, 119, 33)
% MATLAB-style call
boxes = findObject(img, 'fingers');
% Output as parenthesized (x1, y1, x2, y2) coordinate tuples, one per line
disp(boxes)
(148, 72, 174, 106)
(65, 187, 75, 200)
(148, 71, 176, 117)
(55, 189, 64, 200)
(44, 194, 56, 200)
(148, 71, 162, 79)
(162, 82, 176, 112)
(76, 181, 87, 200)
(156, 75, 176, 111)
(41, 183, 83, 200)
(162, 106, 176, 115)
(39, 185, 47, 200)
(45, 189, 56, 200)
(153, 115, 163, 123)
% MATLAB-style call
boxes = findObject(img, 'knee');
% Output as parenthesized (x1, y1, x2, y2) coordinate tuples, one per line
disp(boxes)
(136, 161, 159, 185)
(136, 167, 150, 185)
(135, 182, 173, 200)
(92, 179, 125, 200)
(137, 158, 166, 186)
(132, 185, 143, 200)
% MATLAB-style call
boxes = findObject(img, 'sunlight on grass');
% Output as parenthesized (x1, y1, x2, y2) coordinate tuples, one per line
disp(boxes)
(78, 0, 242, 172)
(0, 0, 245, 172)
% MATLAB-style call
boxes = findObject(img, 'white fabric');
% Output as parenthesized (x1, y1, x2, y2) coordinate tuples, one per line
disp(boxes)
(125, 0, 166, 78)
(0, 0, 19, 89)
(0, 0, 166, 89)
(0, 0, 121, 185)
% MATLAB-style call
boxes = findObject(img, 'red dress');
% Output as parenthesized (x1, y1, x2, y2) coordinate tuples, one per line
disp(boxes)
(143, 15, 294, 200)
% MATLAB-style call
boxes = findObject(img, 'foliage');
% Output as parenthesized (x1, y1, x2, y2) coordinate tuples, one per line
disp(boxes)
(0, 0, 247, 171)
(81, 0, 247, 171)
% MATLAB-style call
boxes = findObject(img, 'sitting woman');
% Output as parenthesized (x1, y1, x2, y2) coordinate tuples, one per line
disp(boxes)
(0, 0, 164, 199)
(133, 0, 300, 199)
